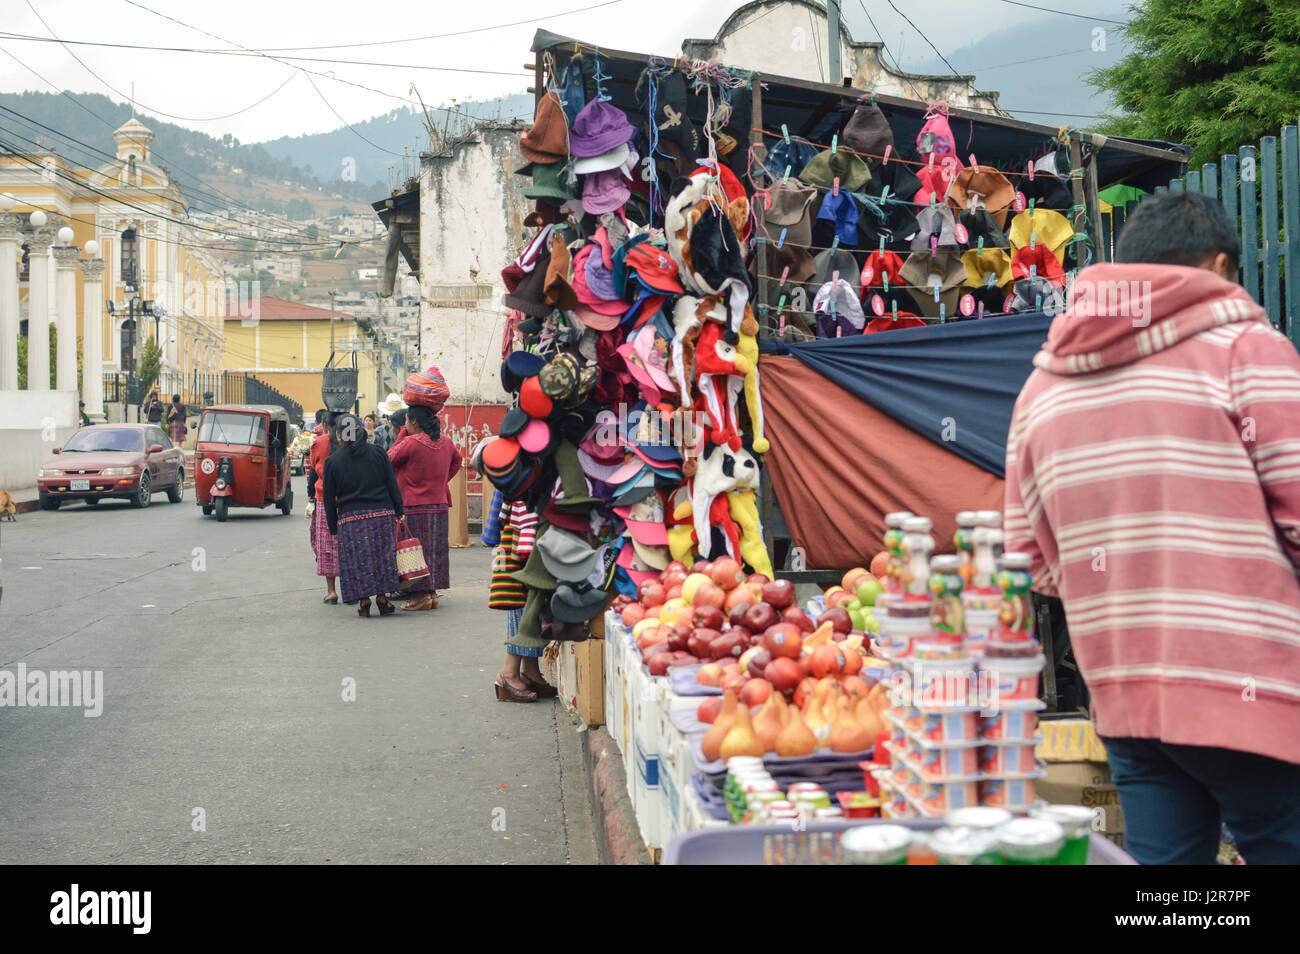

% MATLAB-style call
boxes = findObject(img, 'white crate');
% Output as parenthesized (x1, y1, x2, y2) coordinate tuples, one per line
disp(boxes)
(683, 782, 728, 832)
(633, 736, 663, 850)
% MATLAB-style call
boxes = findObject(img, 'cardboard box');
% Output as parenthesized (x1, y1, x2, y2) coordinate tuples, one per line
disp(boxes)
(1036, 719, 1124, 848)
(557, 637, 605, 727)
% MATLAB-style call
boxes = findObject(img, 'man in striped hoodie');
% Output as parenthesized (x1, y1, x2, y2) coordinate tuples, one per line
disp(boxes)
(1005, 192, 1300, 864)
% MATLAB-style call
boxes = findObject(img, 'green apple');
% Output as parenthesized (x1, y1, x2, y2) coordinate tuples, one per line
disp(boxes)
(849, 607, 868, 631)
(856, 578, 885, 607)
(847, 597, 863, 612)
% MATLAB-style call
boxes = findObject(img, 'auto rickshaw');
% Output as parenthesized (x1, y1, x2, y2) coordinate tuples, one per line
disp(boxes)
(194, 404, 293, 522)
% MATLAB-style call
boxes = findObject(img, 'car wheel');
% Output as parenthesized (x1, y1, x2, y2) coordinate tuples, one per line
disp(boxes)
(131, 472, 152, 509)
(84, 497, 99, 506)
(167, 470, 184, 503)
(39, 494, 61, 511)
(214, 496, 228, 522)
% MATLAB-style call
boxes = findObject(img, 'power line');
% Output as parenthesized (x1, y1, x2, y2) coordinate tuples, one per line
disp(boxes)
(854, 0, 925, 100)
(303, 72, 405, 158)
(990, 0, 1126, 25)
(881, 0, 965, 79)
(0, 32, 537, 77)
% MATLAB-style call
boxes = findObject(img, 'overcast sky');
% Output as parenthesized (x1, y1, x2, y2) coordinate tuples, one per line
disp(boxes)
(0, 0, 1128, 142)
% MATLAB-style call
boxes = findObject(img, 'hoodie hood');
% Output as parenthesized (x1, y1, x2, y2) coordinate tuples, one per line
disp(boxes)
(1034, 263, 1266, 375)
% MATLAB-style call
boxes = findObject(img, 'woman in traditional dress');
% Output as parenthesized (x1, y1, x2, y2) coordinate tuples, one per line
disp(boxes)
(166, 394, 187, 447)
(323, 413, 404, 617)
(306, 411, 340, 603)
(388, 404, 461, 610)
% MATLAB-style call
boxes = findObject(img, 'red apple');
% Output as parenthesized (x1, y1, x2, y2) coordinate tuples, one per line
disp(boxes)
(621, 603, 645, 626)
(667, 654, 697, 669)
(720, 671, 746, 693)
(687, 628, 719, 658)
(763, 622, 803, 659)
(709, 557, 745, 591)
(792, 677, 816, 708)
(691, 605, 725, 631)
(810, 644, 847, 678)
(696, 662, 723, 687)
(745, 573, 770, 585)
(693, 581, 726, 610)
(708, 630, 748, 660)
(638, 581, 666, 607)
(697, 696, 722, 723)
(727, 600, 754, 628)
(821, 606, 853, 635)
(761, 578, 796, 610)
(667, 624, 692, 652)
(781, 605, 815, 633)
(724, 587, 753, 616)
(741, 601, 779, 634)
(765, 656, 803, 693)
(692, 560, 713, 575)
(740, 678, 772, 707)
(746, 648, 772, 679)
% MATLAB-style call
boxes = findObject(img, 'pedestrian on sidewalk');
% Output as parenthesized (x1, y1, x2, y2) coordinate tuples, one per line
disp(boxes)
(142, 389, 163, 426)
(388, 404, 461, 611)
(323, 413, 404, 617)
(487, 493, 551, 702)
(1003, 191, 1300, 864)
(306, 409, 339, 604)
(166, 394, 187, 447)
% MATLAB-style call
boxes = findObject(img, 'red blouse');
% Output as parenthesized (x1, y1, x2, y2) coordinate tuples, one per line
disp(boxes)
(309, 431, 332, 501)
(388, 432, 462, 507)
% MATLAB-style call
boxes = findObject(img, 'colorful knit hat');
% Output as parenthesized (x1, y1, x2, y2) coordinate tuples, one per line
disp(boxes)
(403, 364, 449, 412)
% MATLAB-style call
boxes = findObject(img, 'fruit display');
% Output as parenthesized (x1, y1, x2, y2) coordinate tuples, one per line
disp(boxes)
(615, 556, 893, 760)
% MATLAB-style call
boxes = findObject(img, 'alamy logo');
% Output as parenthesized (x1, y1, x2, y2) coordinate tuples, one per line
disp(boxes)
(0, 665, 103, 717)
(50, 885, 151, 934)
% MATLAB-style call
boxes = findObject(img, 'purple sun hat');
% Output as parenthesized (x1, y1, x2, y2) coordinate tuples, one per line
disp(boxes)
(582, 169, 631, 215)
(569, 99, 635, 158)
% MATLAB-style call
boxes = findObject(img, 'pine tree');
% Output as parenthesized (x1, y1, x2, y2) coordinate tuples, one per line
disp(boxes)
(1090, 0, 1300, 165)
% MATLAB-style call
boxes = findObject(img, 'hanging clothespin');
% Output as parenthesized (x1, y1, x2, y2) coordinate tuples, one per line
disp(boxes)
(879, 236, 886, 254)
(928, 152, 936, 170)
(778, 312, 787, 335)
(1029, 198, 1037, 214)
(777, 294, 787, 312)
(930, 193, 936, 209)
(1030, 230, 1037, 250)
(831, 135, 838, 155)
(880, 185, 891, 204)
(1027, 160, 1035, 182)
(978, 301, 985, 320)
(1036, 293, 1043, 311)
(833, 176, 840, 197)
(969, 154, 978, 172)
(831, 235, 841, 251)
(883, 273, 890, 292)
(777, 227, 788, 248)
(1030, 264, 1038, 281)
(782, 124, 790, 144)
(978, 236, 985, 255)
(986, 271, 996, 288)
(892, 301, 898, 320)
(783, 165, 792, 183)
(930, 234, 938, 257)
(779, 266, 790, 287)
(940, 302, 947, 323)
(883, 145, 892, 166)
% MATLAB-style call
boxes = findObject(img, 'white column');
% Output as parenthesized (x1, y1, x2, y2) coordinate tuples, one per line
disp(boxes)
(26, 226, 54, 390)
(80, 257, 106, 421)
(0, 212, 20, 389)
(53, 244, 79, 391)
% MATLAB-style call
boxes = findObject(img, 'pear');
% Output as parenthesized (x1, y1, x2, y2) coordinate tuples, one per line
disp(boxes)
(754, 693, 786, 753)
(830, 696, 872, 753)
(700, 689, 738, 763)
(775, 706, 817, 757)
(720, 703, 765, 760)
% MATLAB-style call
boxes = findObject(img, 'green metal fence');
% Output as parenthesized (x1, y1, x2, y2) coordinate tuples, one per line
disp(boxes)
(1103, 125, 1300, 342)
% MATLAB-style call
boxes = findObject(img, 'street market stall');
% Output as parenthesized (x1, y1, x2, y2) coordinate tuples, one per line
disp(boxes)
(474, 29, 1179, 858)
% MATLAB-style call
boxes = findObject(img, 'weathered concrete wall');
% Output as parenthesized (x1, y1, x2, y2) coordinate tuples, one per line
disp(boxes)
(418, 124, 529, 405)
(0, 390, 77, 489)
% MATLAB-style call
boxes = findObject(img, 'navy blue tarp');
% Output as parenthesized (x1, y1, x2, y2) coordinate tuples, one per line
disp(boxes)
(761, 313, 1054, 476)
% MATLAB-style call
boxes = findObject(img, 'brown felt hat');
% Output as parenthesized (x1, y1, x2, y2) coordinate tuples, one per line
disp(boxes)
(544, 234, 579, 311)
(519, 92, 569, 165)
(762, 180, 818, 249)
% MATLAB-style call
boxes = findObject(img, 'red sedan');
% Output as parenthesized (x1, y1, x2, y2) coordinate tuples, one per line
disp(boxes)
(37, 423, 185, 510)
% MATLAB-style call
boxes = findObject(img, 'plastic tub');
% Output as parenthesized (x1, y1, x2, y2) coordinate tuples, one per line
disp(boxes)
(663, 819, 1136, 864)
(979, 774, 1039, 810)
(978, 654, 1045, 704)
(979, 742, 1038, 775)
(979, 707, 1039, 741)
(917, 743, 981, 779)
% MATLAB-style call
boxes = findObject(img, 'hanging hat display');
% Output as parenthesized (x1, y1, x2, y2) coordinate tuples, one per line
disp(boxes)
(799, 148, 872, 193)
(843, 99, 893, 158)
(962, 247, 1014, 291)
(948, 165, 1016, 227)
(899, 248, 966, 318)
(569, 99, 635, 158)
(1007, 208, 1074, 262)
(519, 91, 569, 166)
(761, 180, 818, 249)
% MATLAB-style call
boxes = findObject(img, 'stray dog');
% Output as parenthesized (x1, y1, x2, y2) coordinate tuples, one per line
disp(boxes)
(0, 489, 16, 521)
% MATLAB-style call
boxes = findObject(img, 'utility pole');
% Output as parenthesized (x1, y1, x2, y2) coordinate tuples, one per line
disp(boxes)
(827, 0, 842, 84)
(329, 289, 336, 352)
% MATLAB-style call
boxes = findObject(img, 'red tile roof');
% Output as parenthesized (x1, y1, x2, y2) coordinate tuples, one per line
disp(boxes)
(222, 296, 356, 321)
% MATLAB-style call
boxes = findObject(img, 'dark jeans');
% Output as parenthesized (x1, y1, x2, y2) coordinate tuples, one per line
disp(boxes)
(1101, 736, 1300, 864)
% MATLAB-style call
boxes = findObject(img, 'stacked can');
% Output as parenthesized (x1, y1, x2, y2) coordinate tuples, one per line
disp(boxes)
(975, 551, 1047, 811)
(724, 757, 780, 824)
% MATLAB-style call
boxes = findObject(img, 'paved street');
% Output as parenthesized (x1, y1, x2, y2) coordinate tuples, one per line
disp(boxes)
(0, 475, 597, 864)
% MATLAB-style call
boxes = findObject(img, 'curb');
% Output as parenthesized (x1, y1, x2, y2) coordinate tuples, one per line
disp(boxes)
(581, 726, 652, 866)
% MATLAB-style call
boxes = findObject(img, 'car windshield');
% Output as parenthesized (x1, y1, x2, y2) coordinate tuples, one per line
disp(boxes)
(199, 412, 267, 446)
(61, 428, 145, 453)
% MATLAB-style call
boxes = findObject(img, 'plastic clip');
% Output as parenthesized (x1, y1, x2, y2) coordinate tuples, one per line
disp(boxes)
(831, 134, 838, 155)
(833, 176, 840, 197)
(782, 124, 790, 144)
(883, 145, 892, 165)
(778, 227, 788, 248)
(779, 266, 790, 286)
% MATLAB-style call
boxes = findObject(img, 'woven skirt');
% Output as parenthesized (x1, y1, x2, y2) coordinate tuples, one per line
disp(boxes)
(336, 508, 399, 604)
(310, 501, 339, 577)
(402, 504, 449, 592)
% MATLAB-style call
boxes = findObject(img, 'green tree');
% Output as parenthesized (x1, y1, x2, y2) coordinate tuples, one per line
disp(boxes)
(1090, 1, 1300, 165)
(139, 338, 163, 397)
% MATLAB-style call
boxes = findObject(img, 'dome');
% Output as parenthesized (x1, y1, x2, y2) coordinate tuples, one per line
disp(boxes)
(113, 117, 154, 161)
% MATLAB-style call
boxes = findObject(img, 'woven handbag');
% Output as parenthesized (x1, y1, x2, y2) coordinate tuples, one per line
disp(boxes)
(395, 518, 430, 586)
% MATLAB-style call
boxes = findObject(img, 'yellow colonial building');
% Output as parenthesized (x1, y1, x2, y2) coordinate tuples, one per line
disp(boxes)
(222, 295, 380, 416)
(0, 116, 226, 407)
